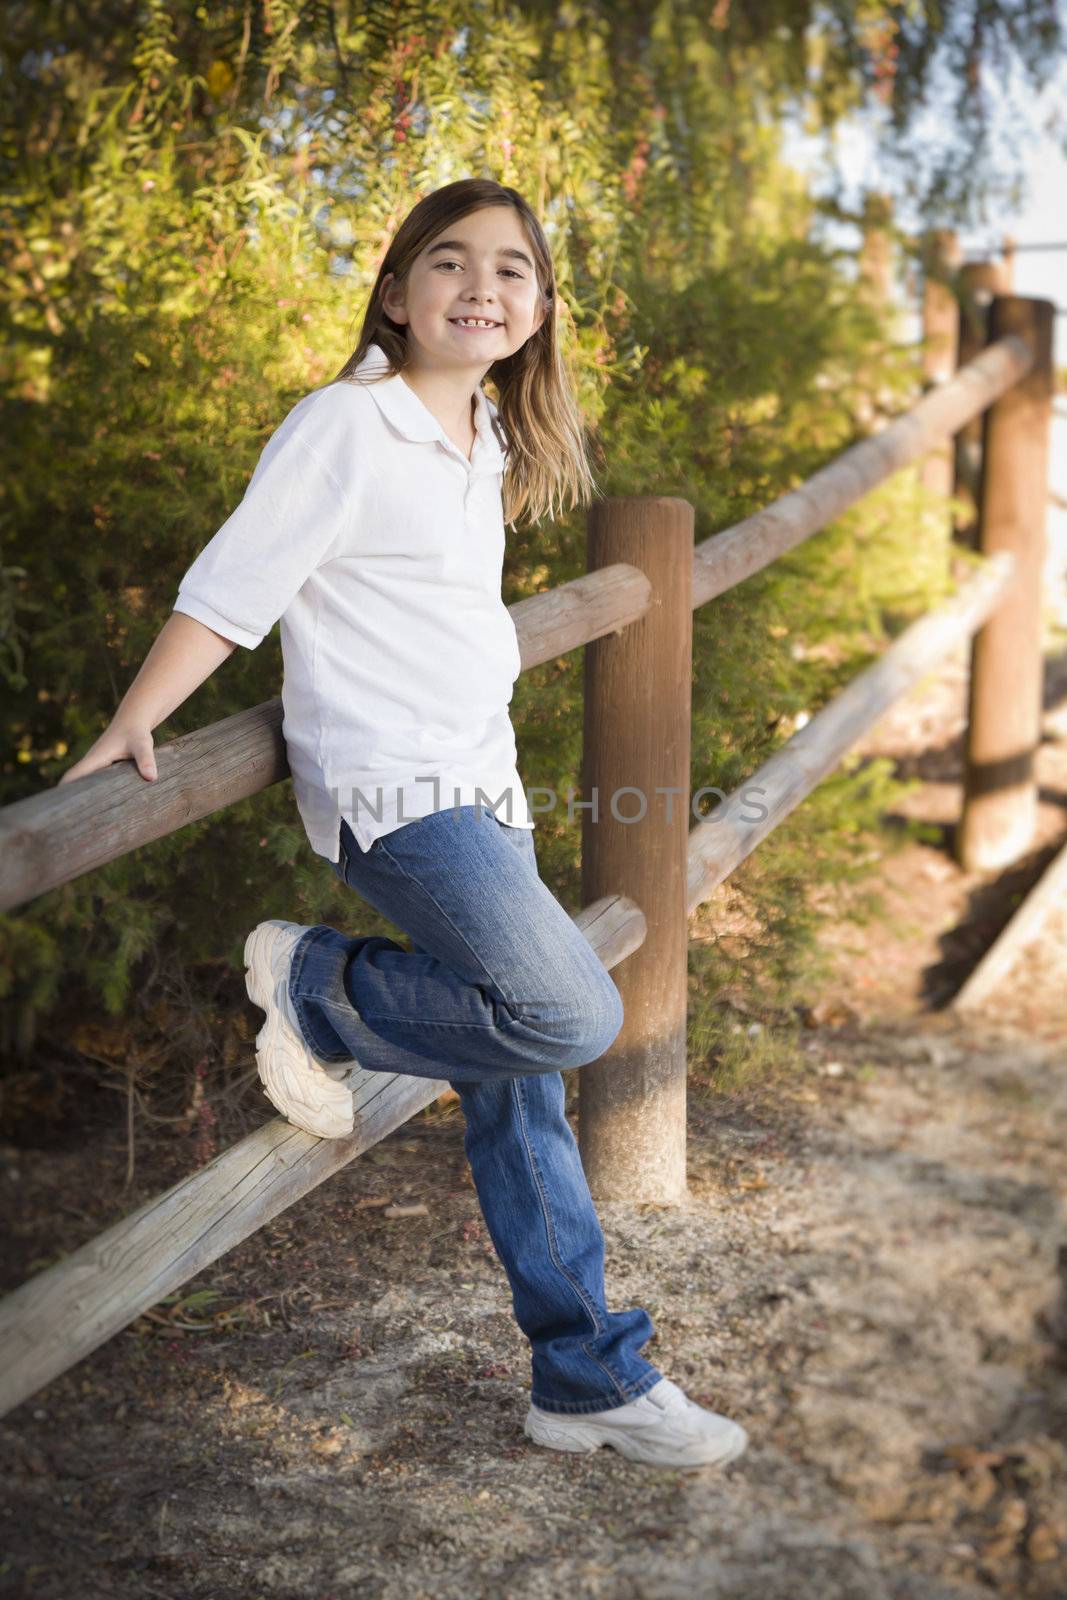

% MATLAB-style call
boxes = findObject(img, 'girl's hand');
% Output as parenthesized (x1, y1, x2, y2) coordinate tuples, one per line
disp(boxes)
(57, 721, 158, 786)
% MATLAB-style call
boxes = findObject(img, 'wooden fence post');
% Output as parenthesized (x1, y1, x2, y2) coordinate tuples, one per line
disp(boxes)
(579, 497, 694, 1205)
(956, 295, 1055, 873)
(919, 228, 961, 504)
(859, 191, 894, 308)
(954, 257, 1014, 547)
(857, 191, 896, 427)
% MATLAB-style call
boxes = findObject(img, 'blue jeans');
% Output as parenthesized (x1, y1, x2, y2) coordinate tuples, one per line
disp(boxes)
(288, 804, 663, 1414)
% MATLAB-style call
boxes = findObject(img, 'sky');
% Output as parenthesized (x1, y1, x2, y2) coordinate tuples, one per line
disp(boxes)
(782, 56, 1067, 366)
(780, 46, 1067, 629)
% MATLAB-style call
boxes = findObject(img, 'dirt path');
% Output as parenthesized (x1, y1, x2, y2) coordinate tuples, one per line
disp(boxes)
(3, 1009, 1066, 1599)
(3, 645, 1067, 1600)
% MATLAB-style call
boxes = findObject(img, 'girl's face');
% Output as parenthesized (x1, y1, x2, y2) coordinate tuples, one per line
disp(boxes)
(381, 205, 547, 371)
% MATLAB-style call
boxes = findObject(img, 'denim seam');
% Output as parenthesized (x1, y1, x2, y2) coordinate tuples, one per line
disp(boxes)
(528, 1369, 664, 1415)
(290, 1009, 351, 1065)
(287, 929, 354, 1064)
(287, 926, 322, 992)
(293, 957, 554, 1063)
(512, 1075, 630, 1406)
(310, 990, 532, 1035)
(372, 831, 527, 1012)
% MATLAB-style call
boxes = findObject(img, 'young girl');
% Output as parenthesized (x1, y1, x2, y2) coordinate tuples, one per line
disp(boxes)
(61, 178, 747, 1470)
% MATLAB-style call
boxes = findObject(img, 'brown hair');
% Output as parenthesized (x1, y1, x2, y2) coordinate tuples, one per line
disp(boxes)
(332, 178, 598, 530)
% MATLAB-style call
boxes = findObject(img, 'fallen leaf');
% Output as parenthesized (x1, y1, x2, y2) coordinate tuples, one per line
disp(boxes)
(1027, 1523, 1061, 1562)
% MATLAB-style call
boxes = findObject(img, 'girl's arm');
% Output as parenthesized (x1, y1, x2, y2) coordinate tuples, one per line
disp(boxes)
(60, 392, 358, 787)
(57, 612, 237, 786)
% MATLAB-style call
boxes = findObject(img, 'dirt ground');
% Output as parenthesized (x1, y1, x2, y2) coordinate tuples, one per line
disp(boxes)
(3, 643, 1067, 1600)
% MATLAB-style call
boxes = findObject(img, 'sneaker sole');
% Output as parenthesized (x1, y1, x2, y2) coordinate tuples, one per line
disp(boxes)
(523, 1408, 749, 1468)
(244, 923, 355, 1140)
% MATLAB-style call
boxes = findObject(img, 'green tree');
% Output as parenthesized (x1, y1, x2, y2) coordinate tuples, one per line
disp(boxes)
(1, 0, 1060, 1143)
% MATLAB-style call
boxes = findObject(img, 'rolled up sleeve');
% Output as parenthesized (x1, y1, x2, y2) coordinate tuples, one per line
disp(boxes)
(173, 424, 350, 650)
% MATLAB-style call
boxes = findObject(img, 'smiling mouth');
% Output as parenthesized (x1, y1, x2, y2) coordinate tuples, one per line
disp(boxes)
(448, 318, 503, 329)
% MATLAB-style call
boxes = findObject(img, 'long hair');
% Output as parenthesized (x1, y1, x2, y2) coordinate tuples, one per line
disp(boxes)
(332, 178, 598, 530)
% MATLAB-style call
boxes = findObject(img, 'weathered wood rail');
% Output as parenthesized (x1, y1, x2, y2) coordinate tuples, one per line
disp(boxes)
(0, 294, 1054, 1420)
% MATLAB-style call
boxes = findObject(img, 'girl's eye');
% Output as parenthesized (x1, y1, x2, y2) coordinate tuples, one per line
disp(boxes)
(436, 261, 523, 278)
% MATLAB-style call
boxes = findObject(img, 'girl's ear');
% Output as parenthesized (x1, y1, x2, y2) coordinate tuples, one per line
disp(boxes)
(381, 271, 404, 321)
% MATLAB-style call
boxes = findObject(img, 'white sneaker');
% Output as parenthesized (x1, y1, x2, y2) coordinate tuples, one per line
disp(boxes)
(523, 1376, 748, 1469)
(243, 919, 355, 1139)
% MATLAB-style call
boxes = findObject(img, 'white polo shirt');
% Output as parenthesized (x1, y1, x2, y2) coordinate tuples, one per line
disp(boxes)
(172, 342, 535, 863)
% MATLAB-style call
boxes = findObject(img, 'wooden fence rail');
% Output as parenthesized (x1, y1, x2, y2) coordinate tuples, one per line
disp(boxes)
(0, 333, 1033, 914)
(0, 553, 1018, 1416)
(0, 295, 1054, 1420)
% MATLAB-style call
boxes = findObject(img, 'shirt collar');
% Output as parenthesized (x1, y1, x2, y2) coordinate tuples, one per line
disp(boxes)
(353, 341, 506, 473)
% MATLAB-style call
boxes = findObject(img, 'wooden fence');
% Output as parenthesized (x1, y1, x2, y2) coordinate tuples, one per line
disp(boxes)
(0, 292, 1054, 1420)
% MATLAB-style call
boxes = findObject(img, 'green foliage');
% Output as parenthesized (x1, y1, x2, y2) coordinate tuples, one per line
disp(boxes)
(1, 2, 1055, 1127)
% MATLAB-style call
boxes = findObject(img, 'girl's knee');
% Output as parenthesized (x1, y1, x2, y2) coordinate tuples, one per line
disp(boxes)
(593, 972, 625, 1055)
(518, 967, 624, 1068)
